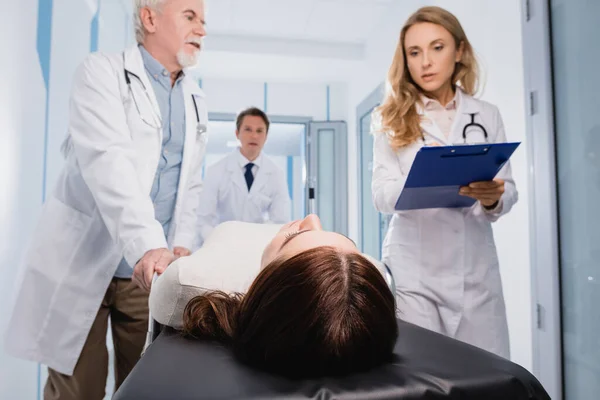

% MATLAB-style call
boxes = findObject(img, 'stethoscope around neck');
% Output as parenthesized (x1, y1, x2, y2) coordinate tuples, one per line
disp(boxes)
(123, 57, 162, 130)
(122, 53, 206, 135)
(462, 113, 488, 143)
(421, 112, 489, 144)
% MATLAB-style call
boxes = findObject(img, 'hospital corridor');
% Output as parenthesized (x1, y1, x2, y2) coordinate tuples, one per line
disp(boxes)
(0, 0, 598, 399)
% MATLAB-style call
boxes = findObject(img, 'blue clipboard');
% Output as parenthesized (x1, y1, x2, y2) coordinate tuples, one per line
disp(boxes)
(394, 142, 521, 210)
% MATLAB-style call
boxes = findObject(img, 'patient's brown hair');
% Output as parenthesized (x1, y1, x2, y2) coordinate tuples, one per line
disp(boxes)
(182, 246, 398, 378)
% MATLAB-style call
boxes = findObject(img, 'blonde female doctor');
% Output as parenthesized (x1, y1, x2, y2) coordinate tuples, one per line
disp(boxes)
(371, 6, 517, 359)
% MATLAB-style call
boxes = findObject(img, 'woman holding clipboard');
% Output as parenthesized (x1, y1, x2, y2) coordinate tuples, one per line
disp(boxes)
(371, 6, 517, 359)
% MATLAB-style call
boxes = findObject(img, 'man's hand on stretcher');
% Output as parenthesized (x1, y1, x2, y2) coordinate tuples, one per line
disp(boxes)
(133, 246, 192, 291)
(173, 246, 192, 259)
(133, 248, 173, 291)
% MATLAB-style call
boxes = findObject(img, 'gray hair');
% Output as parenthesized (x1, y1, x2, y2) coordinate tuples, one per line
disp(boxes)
(133, 0, 166, 44)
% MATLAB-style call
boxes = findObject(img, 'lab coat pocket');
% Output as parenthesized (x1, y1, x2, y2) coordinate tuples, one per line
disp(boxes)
(251, 193, 272, 212)
(383, 212, 422, 287)
(386, 212, 420, 246)
(26, 196, 92, 277)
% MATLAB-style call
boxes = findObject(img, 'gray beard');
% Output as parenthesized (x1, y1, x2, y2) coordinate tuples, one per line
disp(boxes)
(177, 49, 200, 68)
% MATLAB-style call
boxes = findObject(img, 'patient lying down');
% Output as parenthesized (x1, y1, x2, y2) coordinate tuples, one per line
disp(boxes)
(149, 214, 398, 378)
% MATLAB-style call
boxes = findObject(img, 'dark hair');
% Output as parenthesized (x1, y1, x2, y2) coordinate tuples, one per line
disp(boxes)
(182, 246, 398, 378)
(235, 107, 270, 133)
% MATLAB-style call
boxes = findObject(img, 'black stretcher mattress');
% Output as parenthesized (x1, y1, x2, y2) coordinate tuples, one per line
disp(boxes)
(114, 320, 550, 400)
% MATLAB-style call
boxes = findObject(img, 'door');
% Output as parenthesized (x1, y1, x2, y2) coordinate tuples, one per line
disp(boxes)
(522, 0, 600, 398)
(356, 84, 389, 260)
(205, 113, 310, 221)
(550, 0, 600, 398)
(307, 121, 348, 235)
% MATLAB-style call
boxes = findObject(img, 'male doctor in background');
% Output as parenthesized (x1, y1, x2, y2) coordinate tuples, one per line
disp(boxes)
(196, 107, 291, 245)
(4, 0, 208, 398)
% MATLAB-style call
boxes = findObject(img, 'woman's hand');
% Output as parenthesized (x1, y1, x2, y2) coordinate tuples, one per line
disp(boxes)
(459, 179, 504, 208)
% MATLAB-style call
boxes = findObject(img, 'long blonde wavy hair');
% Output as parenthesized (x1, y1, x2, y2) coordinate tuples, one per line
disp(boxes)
(374, 6, 480, 150)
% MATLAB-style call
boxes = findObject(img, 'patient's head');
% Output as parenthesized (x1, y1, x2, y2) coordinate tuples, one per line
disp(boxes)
(182, 223, 398, 377)
(260, 214, 358, 268)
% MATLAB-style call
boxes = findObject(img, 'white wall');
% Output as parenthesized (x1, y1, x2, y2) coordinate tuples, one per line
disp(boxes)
(1, 1, 45, 398)
(346, 0, 533, 372)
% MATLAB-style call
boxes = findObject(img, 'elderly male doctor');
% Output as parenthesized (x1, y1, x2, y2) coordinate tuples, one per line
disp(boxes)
(196, 107, 291, 245)
(5, 0, 208, 398)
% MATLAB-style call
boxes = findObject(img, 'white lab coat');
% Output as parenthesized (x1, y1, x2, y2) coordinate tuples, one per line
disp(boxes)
(196, 150, 291, 245)
(371, 88, 517, 359)
(4, 44, 208, 375)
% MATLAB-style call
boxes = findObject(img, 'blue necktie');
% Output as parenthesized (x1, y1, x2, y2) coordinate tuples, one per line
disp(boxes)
(244, 163, 254, 191)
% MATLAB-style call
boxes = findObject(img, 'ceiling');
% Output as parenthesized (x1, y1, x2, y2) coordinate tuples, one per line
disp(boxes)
(203, 0, 394, 58)
(205, 0, 393, 44)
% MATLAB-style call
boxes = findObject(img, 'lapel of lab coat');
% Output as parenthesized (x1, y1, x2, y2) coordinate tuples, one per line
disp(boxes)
(123, 45, 162, 130)
(417, 106, 448, 146)
(249, 154, 272, 195)
(447, 88, 482, 145)
(178, 76, 207, 199)
(226, 150, 249, 192)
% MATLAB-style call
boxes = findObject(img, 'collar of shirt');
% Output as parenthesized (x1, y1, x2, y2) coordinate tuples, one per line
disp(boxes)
(139, 44, 184, 88)
(238, 149, 263, 171)
(421, 90, 460, 112)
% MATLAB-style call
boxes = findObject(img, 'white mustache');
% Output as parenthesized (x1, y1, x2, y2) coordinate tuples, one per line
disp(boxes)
(185, 37, 203, 50)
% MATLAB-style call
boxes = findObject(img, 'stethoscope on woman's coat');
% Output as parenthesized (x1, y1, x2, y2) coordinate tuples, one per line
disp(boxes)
(421, 113, 489, 144)
(122, 53, 207, 136)
(462, 113, 488, 143)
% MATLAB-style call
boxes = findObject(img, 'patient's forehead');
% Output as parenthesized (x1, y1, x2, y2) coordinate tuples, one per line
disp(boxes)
(278, 230, 358, 259)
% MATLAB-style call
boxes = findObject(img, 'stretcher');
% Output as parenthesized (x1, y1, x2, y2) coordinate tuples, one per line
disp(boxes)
(113, 266, 549, 400)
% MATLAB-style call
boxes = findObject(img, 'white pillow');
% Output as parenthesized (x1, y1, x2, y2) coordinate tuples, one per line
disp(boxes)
(148, 221, 390, 329)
